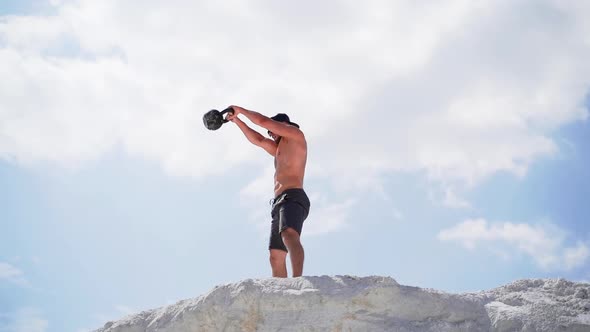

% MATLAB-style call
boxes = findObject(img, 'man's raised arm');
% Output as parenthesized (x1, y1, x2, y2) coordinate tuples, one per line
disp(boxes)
(231, 105, 303, 140)
(229, 115, 277, 156)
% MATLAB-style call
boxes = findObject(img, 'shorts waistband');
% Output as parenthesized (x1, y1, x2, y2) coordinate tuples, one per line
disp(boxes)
(269, 188, 307, 206)
(275, 188, 305, 198)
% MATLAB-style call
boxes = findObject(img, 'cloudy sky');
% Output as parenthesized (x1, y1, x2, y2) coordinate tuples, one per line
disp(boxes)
(1, 0, 590, 331)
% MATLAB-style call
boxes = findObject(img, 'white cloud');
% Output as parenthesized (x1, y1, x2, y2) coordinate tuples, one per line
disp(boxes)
(239, 165, 275, 203)
(0, 308, 48, 332)
(438, 218, 590, 270)
(0, 0, 588, 194)
(0, 262, 21, 278)
(0, 262, 29, 287)
(442, 188, 471, 209)
(428, 185, 471, 209)
(304, 194, 356, 236)
(564, 242, 590, 270)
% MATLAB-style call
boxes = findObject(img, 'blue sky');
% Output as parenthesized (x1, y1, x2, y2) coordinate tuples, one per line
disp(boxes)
(1, 1, 590, 331)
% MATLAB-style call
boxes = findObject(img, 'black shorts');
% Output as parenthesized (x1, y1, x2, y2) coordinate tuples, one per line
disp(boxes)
(269, 188, 311, 252)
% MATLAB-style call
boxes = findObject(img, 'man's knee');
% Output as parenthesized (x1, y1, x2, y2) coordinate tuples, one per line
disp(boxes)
(269, 249, 287, 263)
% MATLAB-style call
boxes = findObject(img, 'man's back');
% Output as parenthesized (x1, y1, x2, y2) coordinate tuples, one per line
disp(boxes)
(274, 136, 307, 197)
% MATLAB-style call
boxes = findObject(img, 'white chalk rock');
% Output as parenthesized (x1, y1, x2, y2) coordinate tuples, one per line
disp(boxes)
(94, 276, 590, 332)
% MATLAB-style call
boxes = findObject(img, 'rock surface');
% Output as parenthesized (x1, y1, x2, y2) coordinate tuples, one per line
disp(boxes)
(94, 276, 590, 332)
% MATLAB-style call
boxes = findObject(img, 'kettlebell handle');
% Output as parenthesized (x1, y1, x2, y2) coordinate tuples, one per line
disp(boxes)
(220, 106, 235, 123)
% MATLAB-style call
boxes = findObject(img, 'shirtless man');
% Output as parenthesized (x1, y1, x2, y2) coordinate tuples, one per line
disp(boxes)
(226, 105, 310, 278)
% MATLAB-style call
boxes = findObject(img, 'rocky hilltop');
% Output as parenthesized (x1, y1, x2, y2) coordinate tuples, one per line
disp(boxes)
(95, 276, 590, 332)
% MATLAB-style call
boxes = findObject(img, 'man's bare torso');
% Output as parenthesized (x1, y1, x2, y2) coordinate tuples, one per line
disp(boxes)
(274, 136, 307, 197)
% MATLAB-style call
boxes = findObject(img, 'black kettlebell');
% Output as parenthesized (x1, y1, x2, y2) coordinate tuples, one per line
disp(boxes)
(203, 107, 235, 130)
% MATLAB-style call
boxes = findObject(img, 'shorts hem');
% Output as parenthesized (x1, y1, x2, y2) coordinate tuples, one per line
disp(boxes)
(268, 246, 288, 252)
(280, 225, 301, 235)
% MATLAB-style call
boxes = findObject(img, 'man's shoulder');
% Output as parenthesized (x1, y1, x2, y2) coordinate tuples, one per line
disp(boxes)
(285, 132, 307, 143)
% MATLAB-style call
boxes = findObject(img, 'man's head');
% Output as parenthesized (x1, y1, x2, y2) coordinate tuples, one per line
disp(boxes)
(268, 113, 299, 142)
(270, 113, 299, 128)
